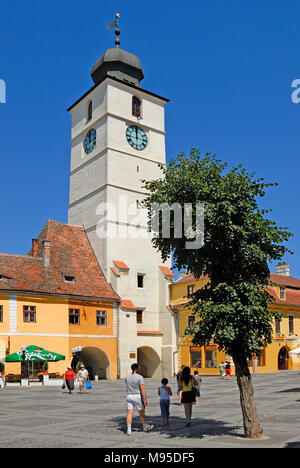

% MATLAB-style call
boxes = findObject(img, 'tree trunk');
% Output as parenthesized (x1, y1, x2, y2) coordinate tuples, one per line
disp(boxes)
(232, 354, 263, 439)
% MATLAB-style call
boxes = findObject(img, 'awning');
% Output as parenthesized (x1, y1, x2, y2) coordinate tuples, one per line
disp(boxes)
(5, 345, 65, 362)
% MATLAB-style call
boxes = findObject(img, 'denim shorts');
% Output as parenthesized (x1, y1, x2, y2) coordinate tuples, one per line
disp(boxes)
(160, 399, 170, 417)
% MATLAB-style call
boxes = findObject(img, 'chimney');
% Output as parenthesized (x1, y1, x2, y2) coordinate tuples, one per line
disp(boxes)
(275, 262, 290, 276)
(31, 239, 38, 257)
(42, 240, 51, 268)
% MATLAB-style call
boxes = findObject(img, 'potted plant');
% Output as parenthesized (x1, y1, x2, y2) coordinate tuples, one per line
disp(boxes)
(0, 362, 5, 376)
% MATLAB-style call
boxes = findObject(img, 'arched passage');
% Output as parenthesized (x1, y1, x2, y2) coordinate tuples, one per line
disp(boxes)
(137, 346, 161, 378)
(278, 346, 290, 371)
(80, 347, 110, 380)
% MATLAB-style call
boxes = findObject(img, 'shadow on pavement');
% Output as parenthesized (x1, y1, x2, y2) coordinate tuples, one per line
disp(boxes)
(111, 415, 242, 439)
(283, 442, 300, 448)
(276, 388, 300, 393)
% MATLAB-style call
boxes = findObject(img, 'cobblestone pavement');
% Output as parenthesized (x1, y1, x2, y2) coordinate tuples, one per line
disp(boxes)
(0, 371, 300, 448)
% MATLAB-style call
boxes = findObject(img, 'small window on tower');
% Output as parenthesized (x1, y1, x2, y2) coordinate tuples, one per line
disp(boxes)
(137, 274, 144, 288)
(132, 96, 141, 118)
(87, 101, 93, 122)
(137, 309, 143, 324)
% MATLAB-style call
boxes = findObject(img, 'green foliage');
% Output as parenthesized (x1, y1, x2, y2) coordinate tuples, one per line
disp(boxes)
(143, 149, 292, 359)
(0, 362, 4, 373)
(43, 361, 49, 371)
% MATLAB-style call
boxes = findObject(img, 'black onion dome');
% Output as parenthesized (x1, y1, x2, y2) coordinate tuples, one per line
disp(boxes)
(91, 48, 144, 87)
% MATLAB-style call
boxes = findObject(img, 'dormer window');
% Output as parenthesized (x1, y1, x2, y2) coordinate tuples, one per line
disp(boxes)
(64, 276, 75, 283)
(132, 96, 141, 118)
(0, 274, 11, 280)
(280, 287, 285, 300)
(87, 100, 93, 122)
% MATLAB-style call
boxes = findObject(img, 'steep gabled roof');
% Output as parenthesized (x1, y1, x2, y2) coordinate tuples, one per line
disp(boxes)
(0, 220, 119, 301)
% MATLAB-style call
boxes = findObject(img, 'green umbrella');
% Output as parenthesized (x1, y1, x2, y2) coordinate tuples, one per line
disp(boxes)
(6, 345, 65, 362)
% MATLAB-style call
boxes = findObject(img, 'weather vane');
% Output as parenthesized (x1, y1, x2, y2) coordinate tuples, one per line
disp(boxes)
(107, 13, 121, 48)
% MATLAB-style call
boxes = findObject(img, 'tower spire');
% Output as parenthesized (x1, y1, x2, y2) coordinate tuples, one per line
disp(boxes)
(107, 13, 121, 48)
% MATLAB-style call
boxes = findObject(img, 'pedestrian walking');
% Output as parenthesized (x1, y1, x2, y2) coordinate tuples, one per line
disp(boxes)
(64, 366, 75, 394)
(0, 373, 5, 391)
(77, 365, 89, 394)
(179, 366, 199, 427)
(218, 361, 226, 379)
(125, 363, 154, 436)
(158, 378, 172, 425)
(193, 371, 202, 405)
(176, 365, 185, 401)
(225, 361, 231, 380)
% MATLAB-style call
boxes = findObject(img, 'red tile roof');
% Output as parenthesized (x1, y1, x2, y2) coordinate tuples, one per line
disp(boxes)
(110, 267, 120, 277)
(176, 272, 208, 284)
(113, 260, 129, 271)
(159, 266, 174, 277)
(0, 220, 119, 301)
(121, 299, 136, 310)
(270, 273, 300, 289)
(267, 286, 300, 307)
(176, 271, 300, 308)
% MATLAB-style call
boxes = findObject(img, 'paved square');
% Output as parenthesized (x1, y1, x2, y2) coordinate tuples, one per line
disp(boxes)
(1, 372, 300, 448)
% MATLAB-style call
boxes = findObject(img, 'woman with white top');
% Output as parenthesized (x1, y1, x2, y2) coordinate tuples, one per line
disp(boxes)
(158, 378, 172, 425)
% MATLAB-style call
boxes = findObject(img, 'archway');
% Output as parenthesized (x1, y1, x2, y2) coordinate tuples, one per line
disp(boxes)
(278, 346, 290, 371)
(80, 347, 110, 380)
(137, 346, 161, 378)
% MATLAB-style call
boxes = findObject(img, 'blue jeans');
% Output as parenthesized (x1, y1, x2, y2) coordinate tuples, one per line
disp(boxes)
(160, 400, 170, 417)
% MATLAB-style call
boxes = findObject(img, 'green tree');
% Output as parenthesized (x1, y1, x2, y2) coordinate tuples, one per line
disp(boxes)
(143, 149, 292, 439)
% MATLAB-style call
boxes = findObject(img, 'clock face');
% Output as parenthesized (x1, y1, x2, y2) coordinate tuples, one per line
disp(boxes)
(126, 125, 148, 151)
(84, 129, 96, 155)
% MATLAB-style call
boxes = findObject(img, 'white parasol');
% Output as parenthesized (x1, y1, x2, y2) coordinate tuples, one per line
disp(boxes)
(289, 347, 300, 363)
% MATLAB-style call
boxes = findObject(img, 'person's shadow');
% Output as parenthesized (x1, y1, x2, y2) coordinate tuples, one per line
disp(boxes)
(111, 414, 242, 439)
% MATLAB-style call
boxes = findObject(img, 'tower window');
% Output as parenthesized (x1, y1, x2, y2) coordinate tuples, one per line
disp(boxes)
(137, 310, 143, 324)
(87, 101, 93, 122)
(132, 96, 141, 118)
(137, 274, 144, 288)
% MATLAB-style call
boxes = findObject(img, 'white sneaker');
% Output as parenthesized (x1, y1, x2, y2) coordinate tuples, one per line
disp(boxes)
(126, 431, 132, 436)
(143, 424, 154, 432)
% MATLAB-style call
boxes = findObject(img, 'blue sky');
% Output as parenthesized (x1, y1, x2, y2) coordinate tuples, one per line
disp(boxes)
(0, 0, 300, 277)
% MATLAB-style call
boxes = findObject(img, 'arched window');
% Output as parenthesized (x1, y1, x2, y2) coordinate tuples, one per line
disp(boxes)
(87, 101, 93, 122)
(132, 96, 141, 117)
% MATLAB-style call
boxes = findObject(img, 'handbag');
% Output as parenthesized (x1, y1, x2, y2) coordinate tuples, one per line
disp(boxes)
(86, 381, 92, 389)
(62, 383, 66, 390)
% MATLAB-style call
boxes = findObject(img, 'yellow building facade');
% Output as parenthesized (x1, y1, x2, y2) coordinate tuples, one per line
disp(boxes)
(171, 266, 300, 375)
(0, 220, 120, 381)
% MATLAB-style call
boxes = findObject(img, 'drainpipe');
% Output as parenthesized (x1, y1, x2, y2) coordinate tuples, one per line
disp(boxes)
(173, 350, 178, 377)
(116, 301, 120, 379)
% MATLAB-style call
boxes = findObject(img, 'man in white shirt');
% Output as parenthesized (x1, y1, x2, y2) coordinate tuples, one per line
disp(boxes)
(125, 363, 154, 435)
(78, 365, 89, 394)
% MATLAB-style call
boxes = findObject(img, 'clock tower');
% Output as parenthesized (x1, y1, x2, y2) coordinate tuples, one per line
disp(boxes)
(68, 24, 177, 379)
